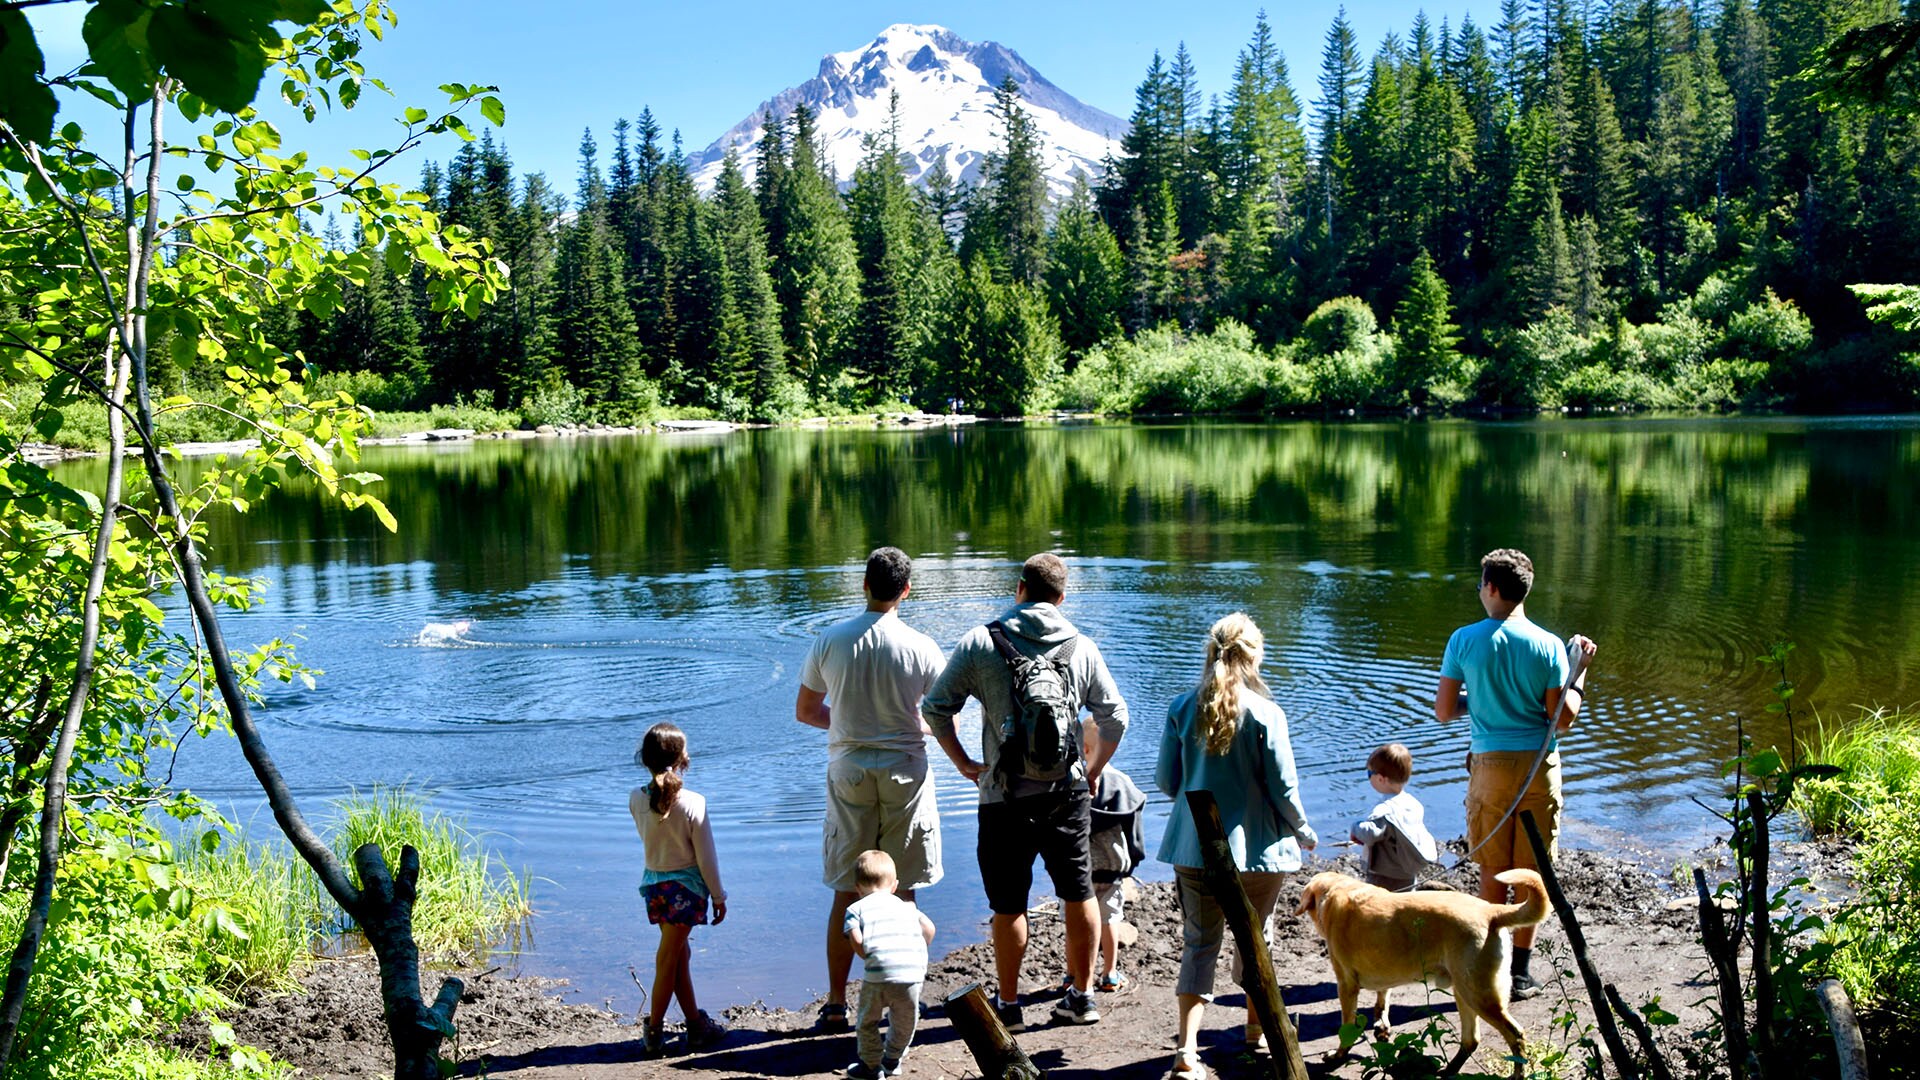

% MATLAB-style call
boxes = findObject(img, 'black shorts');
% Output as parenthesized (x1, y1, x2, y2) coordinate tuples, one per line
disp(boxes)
(977, 790, 1093, 915)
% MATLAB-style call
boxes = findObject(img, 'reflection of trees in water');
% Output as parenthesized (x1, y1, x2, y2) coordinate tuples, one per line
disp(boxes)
(56, 420, 1920, 725)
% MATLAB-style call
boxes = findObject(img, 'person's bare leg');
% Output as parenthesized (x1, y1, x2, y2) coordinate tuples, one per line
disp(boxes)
(671, 929, 699, 1019)
(827, 889, 858, 1006)
(1176, 992, 1207, 1053)
(992, 913, 1028, 1003)
(1099, 919, 1117, 978)
(1062, 897, 1099, 992)
(651, 924, 691, 1025)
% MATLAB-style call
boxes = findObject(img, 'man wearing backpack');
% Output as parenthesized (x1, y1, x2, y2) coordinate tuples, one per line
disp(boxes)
(922, 553, 1129, 1031)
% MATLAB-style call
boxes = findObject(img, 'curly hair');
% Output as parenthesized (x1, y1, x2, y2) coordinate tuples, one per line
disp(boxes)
(1197, 612, 1271, 756)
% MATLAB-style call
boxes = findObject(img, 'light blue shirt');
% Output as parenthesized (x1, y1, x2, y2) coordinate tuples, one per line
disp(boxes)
(843, 892, 928, 984)
(1441, 615, 1571, 753)
(1155, 690, 1316, 873)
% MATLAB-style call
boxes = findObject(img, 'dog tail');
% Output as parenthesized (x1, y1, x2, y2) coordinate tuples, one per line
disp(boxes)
(1489, 869, 1551, 930)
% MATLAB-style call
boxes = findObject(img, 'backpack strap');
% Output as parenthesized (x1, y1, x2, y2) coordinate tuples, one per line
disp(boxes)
(986, 621, 1025, 665)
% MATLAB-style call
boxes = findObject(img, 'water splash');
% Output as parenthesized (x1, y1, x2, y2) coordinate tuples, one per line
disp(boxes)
(413, 619, 473, 647)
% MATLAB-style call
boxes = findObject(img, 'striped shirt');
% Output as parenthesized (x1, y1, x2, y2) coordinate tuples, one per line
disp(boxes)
(843, 892, 928, 984)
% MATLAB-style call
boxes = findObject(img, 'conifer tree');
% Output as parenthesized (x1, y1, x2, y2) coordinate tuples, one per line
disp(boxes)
(966, 78, 1050, 286)
(1391, 248, 1464, 405)
(847, 116, 944, 403)
(1126, 183, 1180, 328)
(708, 151, 787, 414)
(767, 105, 862, 401)
(1315, 9, 1364, 246)
(1045, 176, 1126, 353)
(554, 128, 643, 411)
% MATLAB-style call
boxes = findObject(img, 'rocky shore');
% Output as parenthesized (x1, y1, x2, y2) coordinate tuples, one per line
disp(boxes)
(215, 842, 1803, 1080)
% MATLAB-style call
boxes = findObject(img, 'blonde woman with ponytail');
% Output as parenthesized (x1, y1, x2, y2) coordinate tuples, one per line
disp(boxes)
(629, 722, 729, 1056)
(1155, 613, 1317, 1079)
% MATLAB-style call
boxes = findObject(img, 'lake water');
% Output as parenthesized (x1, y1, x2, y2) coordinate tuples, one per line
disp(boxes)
(60, 417, 1920, 1012)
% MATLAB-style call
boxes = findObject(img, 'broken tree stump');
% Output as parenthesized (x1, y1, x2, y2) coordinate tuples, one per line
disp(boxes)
(944, 983, 1042, 1080)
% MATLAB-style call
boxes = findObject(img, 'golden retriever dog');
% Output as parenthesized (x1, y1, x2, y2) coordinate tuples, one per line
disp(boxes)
(1294, 870, 1550, 1077)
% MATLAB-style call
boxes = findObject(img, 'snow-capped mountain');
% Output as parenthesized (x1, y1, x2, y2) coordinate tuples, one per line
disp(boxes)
(687, 24, 1123, 199)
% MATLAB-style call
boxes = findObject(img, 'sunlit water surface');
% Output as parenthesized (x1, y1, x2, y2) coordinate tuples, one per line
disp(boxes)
(58, 417, 1920, 1011)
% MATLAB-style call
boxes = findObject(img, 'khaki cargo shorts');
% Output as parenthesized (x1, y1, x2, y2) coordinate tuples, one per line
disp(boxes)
(1465, 750, 1562, 868)
(824, 748, 942, 892)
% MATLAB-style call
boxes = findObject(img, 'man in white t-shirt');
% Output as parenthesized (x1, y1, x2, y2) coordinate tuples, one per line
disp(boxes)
(796, 547, 947, 1029)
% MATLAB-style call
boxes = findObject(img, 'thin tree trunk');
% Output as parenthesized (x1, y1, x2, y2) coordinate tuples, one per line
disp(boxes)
(112, 87, 460, 1079)
(1747, 791, 1774, 1073)
(1693, 866, 1748, 1080)
(0, 163, 135, 1065)
(0, 678, 57, 884)
(1518, 810, 1641, 1080)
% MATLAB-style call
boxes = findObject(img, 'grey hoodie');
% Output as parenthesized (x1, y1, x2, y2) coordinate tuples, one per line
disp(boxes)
(921, 601, 1129, 805)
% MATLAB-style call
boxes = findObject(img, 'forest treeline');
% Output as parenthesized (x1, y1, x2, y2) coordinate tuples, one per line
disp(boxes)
(259, 1, 1920, 421)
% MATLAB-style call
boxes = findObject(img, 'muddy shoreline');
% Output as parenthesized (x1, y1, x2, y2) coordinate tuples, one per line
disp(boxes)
(210, 838, 1862, 1080)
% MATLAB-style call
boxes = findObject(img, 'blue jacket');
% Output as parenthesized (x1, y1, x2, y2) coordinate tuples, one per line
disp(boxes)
(1155, 689, 1317, 873)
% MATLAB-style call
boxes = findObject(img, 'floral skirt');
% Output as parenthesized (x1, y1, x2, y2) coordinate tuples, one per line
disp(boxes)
(643, 880, 709, 926)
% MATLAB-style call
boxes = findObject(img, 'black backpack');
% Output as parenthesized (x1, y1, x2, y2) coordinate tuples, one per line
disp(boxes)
(987, 621, 1081, 783)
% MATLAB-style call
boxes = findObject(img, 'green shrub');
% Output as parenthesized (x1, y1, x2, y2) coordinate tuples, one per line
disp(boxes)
(1634, 311, 1717, 377)
(1725, 289, 1814, 378)
(0, 836, 284, 1079)
(1671, 357, 1768, 409)
(1047, 322, 1272, 415)
(305, 370, 423, 412)
(518, 377, 588, 428)
(1488, 308, 1593, 407)
(1306, 346, 1385, 409)
(1559, 363, 1666, 408)
(366, 397, 521, 437)
(1299, 296, 1381, 358)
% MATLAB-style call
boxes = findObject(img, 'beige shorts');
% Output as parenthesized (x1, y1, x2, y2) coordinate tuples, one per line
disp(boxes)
(1465, 750, 1562, 869)
(824, 748, 942, 892)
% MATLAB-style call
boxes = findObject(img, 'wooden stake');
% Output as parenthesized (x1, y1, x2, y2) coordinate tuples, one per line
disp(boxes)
(1815, 979, 1870, 1080)
(1517, 810, 1641, 1080)
(1184, 790, 1309, 1080)
(943, 983, 1043, 1080)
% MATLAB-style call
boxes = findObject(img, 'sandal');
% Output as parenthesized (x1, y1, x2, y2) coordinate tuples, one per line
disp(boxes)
(1245, 1017, 1267, 1051)
(816, 1002, 851, 1033)
(1172, 1047, 1211, 1079)
(1095, 971, 1132, 993)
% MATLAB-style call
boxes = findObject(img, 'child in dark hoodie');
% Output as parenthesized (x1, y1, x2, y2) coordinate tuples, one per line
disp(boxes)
(1085, 723, 1145, 991)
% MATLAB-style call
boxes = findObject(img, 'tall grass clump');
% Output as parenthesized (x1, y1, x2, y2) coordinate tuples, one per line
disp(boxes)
(316, 787, 532, 956)
(1793, 707, 1920, 835)
(180, 839, 321, 991)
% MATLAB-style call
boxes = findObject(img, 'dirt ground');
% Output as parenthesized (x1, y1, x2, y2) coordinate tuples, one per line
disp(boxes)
(216, 842, 1801, 1080)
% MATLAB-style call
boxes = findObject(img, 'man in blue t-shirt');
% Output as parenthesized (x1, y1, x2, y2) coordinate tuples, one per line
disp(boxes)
(1435, 548, 1595, 999)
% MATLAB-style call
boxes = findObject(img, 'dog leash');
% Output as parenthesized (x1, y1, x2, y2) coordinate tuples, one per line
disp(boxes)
(1399, 637, 1592, 892)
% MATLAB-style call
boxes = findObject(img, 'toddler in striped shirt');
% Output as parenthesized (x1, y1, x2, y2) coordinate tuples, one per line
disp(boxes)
(842, 850, 936, 1078)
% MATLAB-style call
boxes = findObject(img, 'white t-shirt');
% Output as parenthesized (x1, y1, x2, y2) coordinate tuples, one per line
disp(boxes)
(801, 609, 945, 759)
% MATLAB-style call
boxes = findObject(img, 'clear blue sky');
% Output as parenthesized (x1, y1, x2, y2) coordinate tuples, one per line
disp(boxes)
(30, 1, 1496, 192)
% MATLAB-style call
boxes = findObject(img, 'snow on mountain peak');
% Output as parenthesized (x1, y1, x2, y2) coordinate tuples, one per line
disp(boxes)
(687, 25, 1122, 199)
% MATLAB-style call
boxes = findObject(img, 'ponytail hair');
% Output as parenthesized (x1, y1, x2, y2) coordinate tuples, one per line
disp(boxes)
(637, 722, 690, 814)
(1196, 612, 1270, 756)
